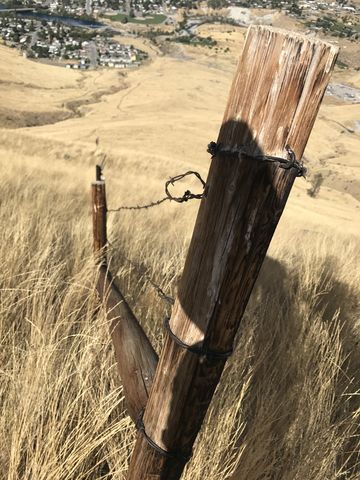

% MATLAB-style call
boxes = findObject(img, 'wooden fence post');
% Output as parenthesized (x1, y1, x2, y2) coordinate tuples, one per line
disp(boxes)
(92, 169, 158, 422)
(126, 26, 338, 479)
(92, 179, 107, 265)
(96, 164, 102, 182)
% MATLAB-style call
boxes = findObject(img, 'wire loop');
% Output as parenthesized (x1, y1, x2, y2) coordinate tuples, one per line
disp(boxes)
(108, 170, 206, 212)
(164, 171, 206, 203)
(164, 317, 233, 360)
(136, 410, 192, 462)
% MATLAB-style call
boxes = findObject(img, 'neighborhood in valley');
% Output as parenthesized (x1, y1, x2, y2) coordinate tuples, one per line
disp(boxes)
(0, 10, 149, 69)
(0, 0, 358, 69)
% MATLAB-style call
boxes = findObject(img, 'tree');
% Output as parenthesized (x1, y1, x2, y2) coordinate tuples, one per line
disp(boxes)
(290, 2, 302, 16)
(208, 0, 225, 8)
(307, 173, 324, 198)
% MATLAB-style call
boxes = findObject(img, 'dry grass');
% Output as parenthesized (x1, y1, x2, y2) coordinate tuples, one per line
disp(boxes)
(0, 153, 359, 480)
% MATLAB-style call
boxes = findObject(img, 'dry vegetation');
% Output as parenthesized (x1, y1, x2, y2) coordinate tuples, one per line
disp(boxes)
(0, 26, 359, 480)
(1, 150, 359, 480)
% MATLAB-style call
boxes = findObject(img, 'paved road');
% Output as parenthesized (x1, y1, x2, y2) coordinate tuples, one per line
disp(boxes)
(86, 40, 98, 68)
(326, 83, 360, 104)
(85, 0, 92, 16)
(30, 27, 40, 47)
(0, 7, 34, 12)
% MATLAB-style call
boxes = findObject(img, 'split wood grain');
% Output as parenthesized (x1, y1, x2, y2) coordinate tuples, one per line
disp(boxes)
(126, 25, 338, 480)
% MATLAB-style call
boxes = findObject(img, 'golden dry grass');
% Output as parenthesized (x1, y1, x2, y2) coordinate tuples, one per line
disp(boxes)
(0, 31, 359, 480)
(1, 153, 359, 479)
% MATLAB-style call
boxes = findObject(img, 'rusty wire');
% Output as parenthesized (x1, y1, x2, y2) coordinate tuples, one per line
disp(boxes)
(123, 254, 175, 306)
(103, 169, 205, 303)
(107, 171, 206, 212)
(107, 242, 175, 306)
(207, 142, 306, 178)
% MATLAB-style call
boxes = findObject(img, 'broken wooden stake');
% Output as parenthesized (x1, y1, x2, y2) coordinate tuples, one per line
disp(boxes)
(92, 172, 158, 422)
(126, 26, 338, 479)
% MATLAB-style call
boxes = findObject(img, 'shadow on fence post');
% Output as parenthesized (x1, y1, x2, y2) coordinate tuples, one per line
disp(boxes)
(125, 25, 339, 480)
(91, 172, 158, 423)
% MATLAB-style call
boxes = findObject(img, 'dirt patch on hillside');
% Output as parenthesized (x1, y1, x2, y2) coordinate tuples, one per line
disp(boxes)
(322, 169, 360, 202)
(0, 108, 72, 129)
(65, 83, 128, 118)
(0, 79, 128, 129)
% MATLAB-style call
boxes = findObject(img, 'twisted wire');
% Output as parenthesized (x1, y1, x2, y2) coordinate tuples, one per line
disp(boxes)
(164, 317, 233, 360)
(107, 242, 175, 306)
(136, 410, 192, 462)
(207, 142, 306, 178)
(108, 171, 206, 212)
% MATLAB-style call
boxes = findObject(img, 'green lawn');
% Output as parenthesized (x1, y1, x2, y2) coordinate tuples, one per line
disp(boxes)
(105, 13, 167, 25)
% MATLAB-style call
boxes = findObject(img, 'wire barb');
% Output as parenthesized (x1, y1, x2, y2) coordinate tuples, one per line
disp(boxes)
(207, 142, 306, 178)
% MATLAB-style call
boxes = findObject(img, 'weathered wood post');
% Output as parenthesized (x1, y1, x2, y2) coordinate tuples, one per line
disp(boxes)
(92, 178, 107, 264)
(126, 26, 338, 479)
(92, 168, 158, 422)
(96, 164, 102, 182)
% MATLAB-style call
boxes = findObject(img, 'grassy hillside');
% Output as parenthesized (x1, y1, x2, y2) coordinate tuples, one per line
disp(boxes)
(0, 31, 359, 479)
(1, 154, 359, 479)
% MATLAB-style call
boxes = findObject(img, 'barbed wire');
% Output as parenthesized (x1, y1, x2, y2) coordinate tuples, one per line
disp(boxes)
(96, 138, 305, 320)
(125, 255, 175, 306)
(107, 171, 206, 212)
(102, 169, 205, 303)
(107, 242, 175, 306)
(207, 142, 306, 178)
